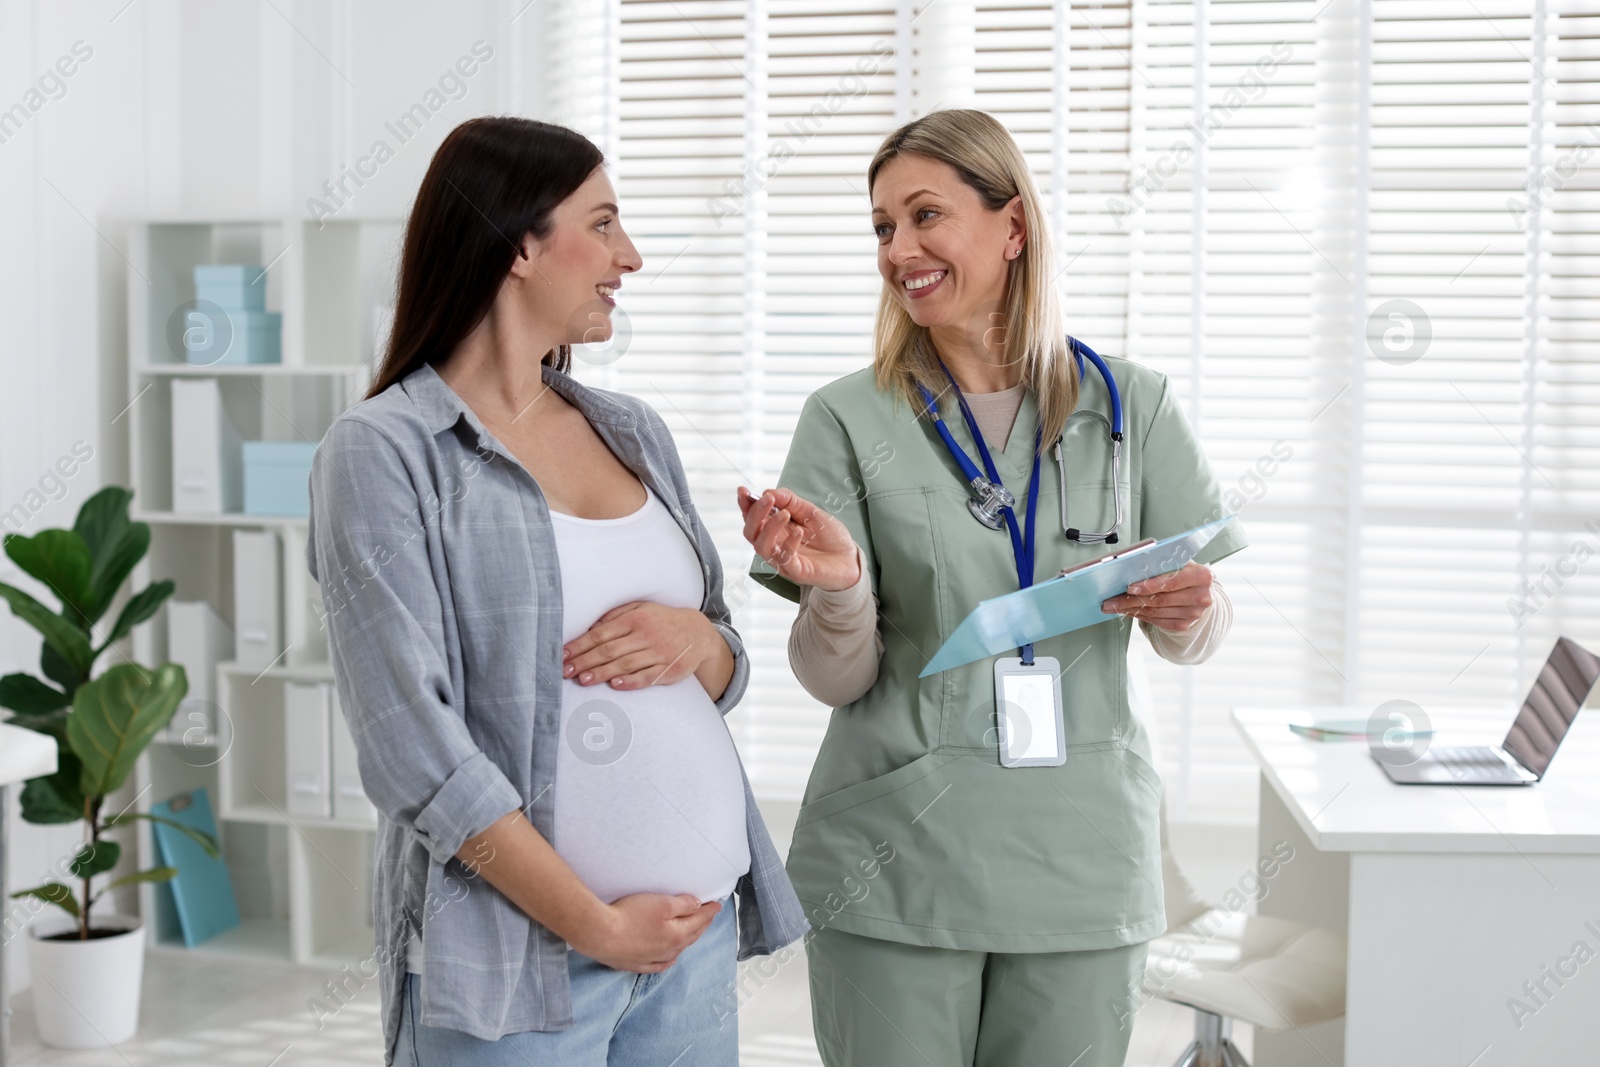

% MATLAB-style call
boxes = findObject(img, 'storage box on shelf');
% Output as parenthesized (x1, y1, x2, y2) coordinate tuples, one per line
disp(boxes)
(243, 441, 319, 515)
(187, 263, 282, 365)
(126, 215, 399, 968)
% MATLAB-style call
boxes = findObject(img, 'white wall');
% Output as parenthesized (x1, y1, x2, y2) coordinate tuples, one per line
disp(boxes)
(0, 0, 565, 999)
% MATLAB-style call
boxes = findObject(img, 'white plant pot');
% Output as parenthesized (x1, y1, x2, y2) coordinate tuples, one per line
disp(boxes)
(25, 911, 145, 1048)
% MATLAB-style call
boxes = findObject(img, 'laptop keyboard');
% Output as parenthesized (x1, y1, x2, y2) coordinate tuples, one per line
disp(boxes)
(1429, 745, 1520, 782)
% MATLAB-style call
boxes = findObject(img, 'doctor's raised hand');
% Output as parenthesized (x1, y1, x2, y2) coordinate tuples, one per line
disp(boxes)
(737, 486, 861, 593)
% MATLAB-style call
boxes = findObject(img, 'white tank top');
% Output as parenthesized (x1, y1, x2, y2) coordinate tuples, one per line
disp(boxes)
(407, 484, 749, 973)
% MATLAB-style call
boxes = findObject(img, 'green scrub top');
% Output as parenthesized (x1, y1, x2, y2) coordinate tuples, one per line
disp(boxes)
(750, 356, 1249, 953)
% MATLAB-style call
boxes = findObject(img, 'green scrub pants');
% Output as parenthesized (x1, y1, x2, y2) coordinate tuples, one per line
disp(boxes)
(807, 926, 1149, 1067)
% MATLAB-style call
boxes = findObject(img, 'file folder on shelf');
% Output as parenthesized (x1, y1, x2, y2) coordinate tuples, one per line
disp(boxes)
(329, 687, 376, 825)
(232, 529, 282, 669)
(285, 682, 332, 820)
(162, 600, 234, 744)
(171, 378, 242, 513)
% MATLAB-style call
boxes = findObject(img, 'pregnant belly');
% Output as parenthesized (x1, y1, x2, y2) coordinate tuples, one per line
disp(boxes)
(551, 677, 751, 905)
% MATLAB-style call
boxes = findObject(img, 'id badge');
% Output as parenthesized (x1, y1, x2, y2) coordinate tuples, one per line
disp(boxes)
(993, 656, 1066, 768)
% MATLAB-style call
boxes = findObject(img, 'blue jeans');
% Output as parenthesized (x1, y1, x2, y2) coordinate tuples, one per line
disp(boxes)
(396, 893, 738, 1066)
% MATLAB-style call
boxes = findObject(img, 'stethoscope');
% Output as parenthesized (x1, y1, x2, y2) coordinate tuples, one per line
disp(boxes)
(913, 336, 1125, 664)
(915, 335, 1126, 546)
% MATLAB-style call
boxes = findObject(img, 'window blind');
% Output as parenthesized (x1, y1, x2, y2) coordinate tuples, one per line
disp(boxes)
(1353, 0, 1600, 741)
(546, 0, 1600, 818)
(745, 3, 903, 794)
(570, 1, 904, 798)
(985, 0, 1328, 821)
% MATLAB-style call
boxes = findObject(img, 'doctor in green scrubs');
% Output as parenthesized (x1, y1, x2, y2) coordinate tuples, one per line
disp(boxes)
(740, 110, 1249, 1067)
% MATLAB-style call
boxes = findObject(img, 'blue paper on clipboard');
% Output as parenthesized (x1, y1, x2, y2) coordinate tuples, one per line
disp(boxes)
(920, 516, 1236, 677)
(150, 787, 239, 947)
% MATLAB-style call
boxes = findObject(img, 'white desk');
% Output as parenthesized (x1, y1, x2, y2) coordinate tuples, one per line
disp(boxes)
(0, 723, 58, 1067)
(1234, 707, 1600, 1067)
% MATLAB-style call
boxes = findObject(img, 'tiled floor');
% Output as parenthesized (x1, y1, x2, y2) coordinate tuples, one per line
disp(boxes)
(6, 942, 1246, 1066)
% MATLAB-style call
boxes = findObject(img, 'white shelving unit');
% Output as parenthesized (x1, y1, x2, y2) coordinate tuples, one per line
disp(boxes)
(123, 215, 401, 969)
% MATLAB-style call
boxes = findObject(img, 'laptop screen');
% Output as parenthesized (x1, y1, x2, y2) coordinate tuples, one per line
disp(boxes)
(1502, 637, 1600, 778)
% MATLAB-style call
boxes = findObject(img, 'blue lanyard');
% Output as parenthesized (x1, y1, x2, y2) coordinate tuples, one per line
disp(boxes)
(916, 363, 1044, 664)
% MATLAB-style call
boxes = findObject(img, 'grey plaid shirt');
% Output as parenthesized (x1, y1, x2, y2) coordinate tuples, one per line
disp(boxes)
(305, 360, 808, 1065)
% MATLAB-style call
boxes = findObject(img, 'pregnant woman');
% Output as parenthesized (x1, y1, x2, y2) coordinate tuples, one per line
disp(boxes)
(307, 116, 805, 1067)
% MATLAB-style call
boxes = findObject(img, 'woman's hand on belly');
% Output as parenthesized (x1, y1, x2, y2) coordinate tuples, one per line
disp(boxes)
(737, 486, 862, 592)
(563, 601, 729, 696)
(572, 892, 723, 973)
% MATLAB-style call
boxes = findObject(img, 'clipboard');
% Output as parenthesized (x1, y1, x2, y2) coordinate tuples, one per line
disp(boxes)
(919, 516, 1236, 677)
(150, 787, 240, 947)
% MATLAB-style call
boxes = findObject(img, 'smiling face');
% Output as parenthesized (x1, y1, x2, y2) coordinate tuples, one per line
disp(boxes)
(870, 153, 1026, 352)
(518, 166, 642, 345)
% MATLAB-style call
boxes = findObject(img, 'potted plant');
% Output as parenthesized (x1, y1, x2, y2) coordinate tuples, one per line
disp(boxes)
(0, 486, 219, 1048)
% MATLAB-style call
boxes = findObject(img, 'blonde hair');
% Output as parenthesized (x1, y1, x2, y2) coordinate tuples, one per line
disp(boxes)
(867, 109, 1076, 454)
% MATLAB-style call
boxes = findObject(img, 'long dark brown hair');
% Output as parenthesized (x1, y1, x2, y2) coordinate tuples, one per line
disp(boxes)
(365, 116, 606, 399)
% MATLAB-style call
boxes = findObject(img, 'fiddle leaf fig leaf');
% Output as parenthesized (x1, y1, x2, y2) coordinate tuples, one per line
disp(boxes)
(97, 867, 178, 900)
(73, 487, 134, 560)
(1, 530, 94, 620)
(0, 582, 92, 678)
(9, 883, 79, 919)
(101, 811, 221, 859)
(0, 672, 71, 715)
(103, 580, 174, 648)
(73, 487, 145, 622)
(19, 755, 84, 823)
(69, 840, 121, 880)
(68, 662, 187, 798)
(40, 642, 83, 695)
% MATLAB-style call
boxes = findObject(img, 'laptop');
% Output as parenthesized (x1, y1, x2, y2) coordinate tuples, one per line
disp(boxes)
(1378, 636, 1600, 785)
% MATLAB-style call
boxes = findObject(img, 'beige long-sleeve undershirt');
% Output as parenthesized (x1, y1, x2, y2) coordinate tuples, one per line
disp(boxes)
(787, 384, 1233, 707)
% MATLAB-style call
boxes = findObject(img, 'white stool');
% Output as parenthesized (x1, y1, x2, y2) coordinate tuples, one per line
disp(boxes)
(1146, 808, 1345, 1067)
